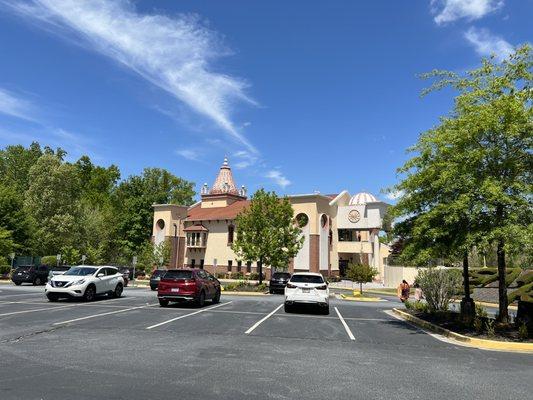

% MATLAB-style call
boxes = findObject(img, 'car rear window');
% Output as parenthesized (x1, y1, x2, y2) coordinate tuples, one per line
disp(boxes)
(290, 275, 324, 284)
(273, 273, 290, 279)
(163, 270, 193, 279)
(151, 270, 166, 278)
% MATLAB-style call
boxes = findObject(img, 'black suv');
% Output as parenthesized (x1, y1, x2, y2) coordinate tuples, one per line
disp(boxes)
(150, 269, 167, 291)
(269, 272, 291, 294)
(12, 265, 50, 286)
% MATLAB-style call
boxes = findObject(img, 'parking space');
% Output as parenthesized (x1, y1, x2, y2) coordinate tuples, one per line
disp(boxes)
(0, 286, 404, 344)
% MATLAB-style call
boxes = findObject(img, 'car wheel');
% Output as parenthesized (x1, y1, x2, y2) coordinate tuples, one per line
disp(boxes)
(269, 288, 273, 294)
(33, 277, 42, 286)
(284, 303, 292, 313)
(113, 283, 123, 298)
(159, 299, 169, 307)
(83, 285, 96, 302)
(322, 306, 330, 315)
(197, 290, 206, 307)
(151, 286, 157, 291)
(212, 288, 221, 304)
(46, 293, 59, 302)
(14, 282, 21, 286)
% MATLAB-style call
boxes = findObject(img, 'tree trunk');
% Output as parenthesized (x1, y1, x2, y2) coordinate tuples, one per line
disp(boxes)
(497, 238, 509, 323)
(258, 256, 263, 285)
(460, 251, 475, 323)
(360, 282, 363, 296)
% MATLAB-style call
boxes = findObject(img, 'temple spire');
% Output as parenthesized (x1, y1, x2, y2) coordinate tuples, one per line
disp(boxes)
(209, 157, 239, 196)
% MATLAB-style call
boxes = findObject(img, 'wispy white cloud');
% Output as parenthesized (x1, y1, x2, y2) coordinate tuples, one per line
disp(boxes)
(265, 170, 291, 188)
(233, 150, 258, 169)
(464, 27, 514, 61)
(176, 148, 201, 162)
(4, 0, 258, 154)
(385, 190, 404, 201)
(0, 88, 38, 121)
(431, 0, 504, 25)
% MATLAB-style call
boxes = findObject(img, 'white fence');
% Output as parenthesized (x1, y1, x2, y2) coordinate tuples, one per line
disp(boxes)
(383, 265, 427, 288)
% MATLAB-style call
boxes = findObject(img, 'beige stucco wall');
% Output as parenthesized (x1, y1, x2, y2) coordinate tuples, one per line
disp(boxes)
(185, 220, 237, 267)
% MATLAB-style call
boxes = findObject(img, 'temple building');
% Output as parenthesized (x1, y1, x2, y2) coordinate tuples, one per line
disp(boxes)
(152, 158, 391, 280)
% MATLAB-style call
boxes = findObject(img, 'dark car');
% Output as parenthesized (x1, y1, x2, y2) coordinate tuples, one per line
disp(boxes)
(47, 265, 71, 282)
(157, 269, 221, 307)
(149, 269, 167, 291)
(269, 272, 291, 294)
(118, 267, 131, 287)
(12, 265, 50, 286)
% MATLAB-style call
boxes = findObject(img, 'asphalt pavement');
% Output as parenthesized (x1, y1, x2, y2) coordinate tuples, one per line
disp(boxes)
(0, 284, 531, 400)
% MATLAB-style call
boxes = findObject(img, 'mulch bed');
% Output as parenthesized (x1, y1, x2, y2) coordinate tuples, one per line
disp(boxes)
(405, 309, 532, 343)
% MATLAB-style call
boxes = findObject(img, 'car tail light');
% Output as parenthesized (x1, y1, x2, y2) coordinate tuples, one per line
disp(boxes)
(316, 284, 327, 290)
(286, 283, 297, 289)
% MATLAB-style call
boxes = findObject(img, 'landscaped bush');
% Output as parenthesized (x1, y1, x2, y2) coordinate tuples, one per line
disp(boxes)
(327, 275, 341, 283)
(405, 300, 429, 313)
(248, 272, 265, 280)
(0, 265, 11, 278)
(468, 268, 522, 287)
(41, 255, 58, 266)
(230, 272, 244, 280)
(508, 282, 533, 303)
(214, 272, 226, 279)
(417, 268, 461, 313)
(516, 270, 533, 287)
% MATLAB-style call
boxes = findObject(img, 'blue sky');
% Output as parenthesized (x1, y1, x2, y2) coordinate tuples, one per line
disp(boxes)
(0, 1, 531, 201)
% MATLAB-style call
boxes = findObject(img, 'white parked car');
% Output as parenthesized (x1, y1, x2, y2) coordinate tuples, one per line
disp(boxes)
(284, 272, 329, 314)
(45, 266, 124, 302)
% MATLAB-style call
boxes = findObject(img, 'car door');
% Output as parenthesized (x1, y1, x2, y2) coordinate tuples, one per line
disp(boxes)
(94, 267, 107, 293)
(107, 268, 120, 291)
(198, 270, 212, 298)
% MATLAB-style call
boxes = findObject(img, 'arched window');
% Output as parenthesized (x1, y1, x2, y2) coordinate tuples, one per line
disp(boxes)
(295, 213, 309, 228)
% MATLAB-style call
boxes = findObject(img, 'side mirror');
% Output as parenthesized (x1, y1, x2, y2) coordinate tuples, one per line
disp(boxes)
(97, 273, 104, 278)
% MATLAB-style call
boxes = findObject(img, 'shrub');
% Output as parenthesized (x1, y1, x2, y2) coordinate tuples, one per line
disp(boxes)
(248, 272, 265, 280)
(475, 304, 488, 319)
(257, 283, 267, 291)
(518, 323, 529, 340)
(516, 271, 533, 287)
(0, 265, 11, 276)
(230, 272, 244, 280)
(417, 268, 461, 313)
(473, 317, 483, 333)
(214, 272, 226, 279)
(41, 255, 57, 266)
(485, 319, 495, 337)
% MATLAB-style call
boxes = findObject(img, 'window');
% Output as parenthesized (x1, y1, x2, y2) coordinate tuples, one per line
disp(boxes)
(164, 270, 192, 279)
(228, 225, 234, 244)
(191, 259, 196, 268)
(227, 260, 233, 272)
(105, 268, 118, 276)
(200, 259, 204, 269)
(237, 260, 242, 272)
(290, 274, 324, 284)
(246, 261, 251, 273)
(295, 213, 309, 228)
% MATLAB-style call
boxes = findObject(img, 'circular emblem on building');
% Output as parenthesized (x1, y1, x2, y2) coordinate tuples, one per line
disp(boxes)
(348, 209, 360, 223)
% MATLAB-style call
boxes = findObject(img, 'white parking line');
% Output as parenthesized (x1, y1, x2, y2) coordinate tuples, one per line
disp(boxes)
(146, 301, 233, 330)
(245, 304, 283, 334)
(335, 307, 356, 341)
(53, 304, 155, 325)
(0, 303, 81, 317)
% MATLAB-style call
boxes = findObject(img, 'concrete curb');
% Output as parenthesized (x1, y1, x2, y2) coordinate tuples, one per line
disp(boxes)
(392, 308, 533, 353)
(339, 294, 387, 302)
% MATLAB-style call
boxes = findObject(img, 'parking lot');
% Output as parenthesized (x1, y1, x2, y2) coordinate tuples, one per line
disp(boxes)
(0, 285, 531, 400)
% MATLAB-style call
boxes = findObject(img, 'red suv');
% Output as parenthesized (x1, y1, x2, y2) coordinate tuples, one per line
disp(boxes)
(157, 269, 221, 307)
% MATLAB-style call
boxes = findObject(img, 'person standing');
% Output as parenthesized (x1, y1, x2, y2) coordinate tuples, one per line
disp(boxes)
(397, 280, 410, 302)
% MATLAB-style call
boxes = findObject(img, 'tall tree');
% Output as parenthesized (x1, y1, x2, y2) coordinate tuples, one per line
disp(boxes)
(24, 154, 81, 255)
(0, 184, 31, 253)
(232, 189, 304, 284)
(114, 168, 195, 256)
(391, 45, 532, 323)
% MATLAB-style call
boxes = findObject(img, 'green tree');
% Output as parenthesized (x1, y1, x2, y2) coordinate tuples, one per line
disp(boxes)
(114, 168, 195, 256)
(390, 45, 532, 323)
(345, 262, 378, 295)
(232, 189, 304, 284)
(0, 184, 31, 253)
(0, 227, 16, 258)
(0, 142, 43, 192)
(24, 154, 81, 255)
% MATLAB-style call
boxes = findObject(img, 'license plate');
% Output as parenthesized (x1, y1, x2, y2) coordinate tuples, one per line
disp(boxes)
(171, 288, 179, 293)
(302, 288, 310, 293)
(18, 273, 22, 275)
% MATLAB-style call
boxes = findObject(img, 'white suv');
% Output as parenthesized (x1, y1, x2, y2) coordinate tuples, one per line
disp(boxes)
(45, 266, 124, 302)
(284, 272, 329, 314)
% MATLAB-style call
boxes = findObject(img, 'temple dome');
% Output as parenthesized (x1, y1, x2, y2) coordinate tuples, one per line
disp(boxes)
(203, 157, 246, 197)
(349, 192, 378, 205)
